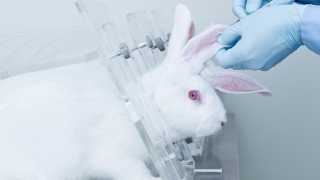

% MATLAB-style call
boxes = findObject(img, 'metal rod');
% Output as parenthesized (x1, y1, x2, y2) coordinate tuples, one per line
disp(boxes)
(108, 51, 122, 59)
(108, 36, 169, 59)
(194, 168, 222, 173)
(108, 41, 147, 59)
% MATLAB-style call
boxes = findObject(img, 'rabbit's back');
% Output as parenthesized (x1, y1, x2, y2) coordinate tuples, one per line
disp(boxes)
(0, 60, 145, 179)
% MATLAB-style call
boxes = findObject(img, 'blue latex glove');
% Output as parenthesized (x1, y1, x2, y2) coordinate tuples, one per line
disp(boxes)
(215, 5, 307, 71)
(233, 0, 295, 19)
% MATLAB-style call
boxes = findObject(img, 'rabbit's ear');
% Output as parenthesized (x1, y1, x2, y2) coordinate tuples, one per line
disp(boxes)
(203, 67, 272, 96)
(188, 22, 195, 40)
(179, 24, 227, 75)
(167, 4, 193, 58)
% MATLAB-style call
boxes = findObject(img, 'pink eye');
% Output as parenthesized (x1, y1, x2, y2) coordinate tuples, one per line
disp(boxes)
(189, 90, 201, 102)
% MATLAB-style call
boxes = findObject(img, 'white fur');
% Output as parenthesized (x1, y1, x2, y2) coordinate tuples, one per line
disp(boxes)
(0, 4, 270, 180)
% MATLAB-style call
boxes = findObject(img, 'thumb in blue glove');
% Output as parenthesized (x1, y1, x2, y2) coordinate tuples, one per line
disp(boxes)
(215, 5, 306, 71)
(233, 0, 295, 19)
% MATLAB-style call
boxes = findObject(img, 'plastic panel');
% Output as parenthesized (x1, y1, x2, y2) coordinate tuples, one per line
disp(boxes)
(151, 10, 173, 42)
(0, 27, 97, 80)
(75, 0, 187, 179)
(126, 11, 168, 66)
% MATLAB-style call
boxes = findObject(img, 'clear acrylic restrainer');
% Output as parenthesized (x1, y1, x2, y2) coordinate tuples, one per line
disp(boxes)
(126, 10, 168, 66)
(151, 10, 173, 42)
(126, 9, 197, 178)
(75, 0, 192, 179)
(151, 10, 205, 157)
(0, 27, 98, 80)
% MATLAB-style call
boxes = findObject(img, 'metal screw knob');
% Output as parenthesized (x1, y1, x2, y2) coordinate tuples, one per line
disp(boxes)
(145, 35, 154, 48)
(155, 37, 165, 51)
(174, 147, 184, 161)
(167, 33, 171, 42)
(119, 43, 131, 59)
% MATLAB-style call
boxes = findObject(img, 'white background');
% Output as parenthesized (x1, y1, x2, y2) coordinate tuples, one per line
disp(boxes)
(1, 0, 319, 179)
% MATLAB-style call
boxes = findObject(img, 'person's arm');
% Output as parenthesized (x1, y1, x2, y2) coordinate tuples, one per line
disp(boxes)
(215, 5, 306, 71)
(232, 0, 295, 19)
(232, 0, 320, 19)
(301, 6, 320, 55)
(295, 0, 320, 5)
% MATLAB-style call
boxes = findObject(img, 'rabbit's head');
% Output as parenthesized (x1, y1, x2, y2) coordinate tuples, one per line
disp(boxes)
(143, 4, 272, 142)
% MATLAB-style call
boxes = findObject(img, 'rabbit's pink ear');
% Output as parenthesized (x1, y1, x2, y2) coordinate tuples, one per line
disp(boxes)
(179, 24, 227, 75)
(188, 22, 195, 40)
(204, 67, 272, 96)
(167, 4, 193, 58)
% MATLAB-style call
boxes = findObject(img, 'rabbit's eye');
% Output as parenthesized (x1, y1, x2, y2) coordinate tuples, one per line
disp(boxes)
(189, 90, 201, 102)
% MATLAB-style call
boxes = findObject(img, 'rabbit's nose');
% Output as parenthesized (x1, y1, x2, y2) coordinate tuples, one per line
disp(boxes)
(221, 121, 225, 127)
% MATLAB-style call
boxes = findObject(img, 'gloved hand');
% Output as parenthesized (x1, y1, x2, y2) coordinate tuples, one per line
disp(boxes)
(233, 0, 295, 19)
(215, 5, 307, 71)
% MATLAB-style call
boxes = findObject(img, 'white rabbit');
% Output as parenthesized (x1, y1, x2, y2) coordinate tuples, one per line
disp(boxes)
(0, 4, 271, 180)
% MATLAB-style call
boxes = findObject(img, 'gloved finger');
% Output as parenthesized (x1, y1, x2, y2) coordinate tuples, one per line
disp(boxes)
(232, 0, 247, 19)
(260, 60, 278, 71)
(260, 54, 287, 71)
(215, 48, 236, 69)
(261, 0, 274, 6)
(217, 21, 242, 46)
(246, 0, 263, 14)
(271, 0, 294, 6)
(232, 62, 248, 70)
